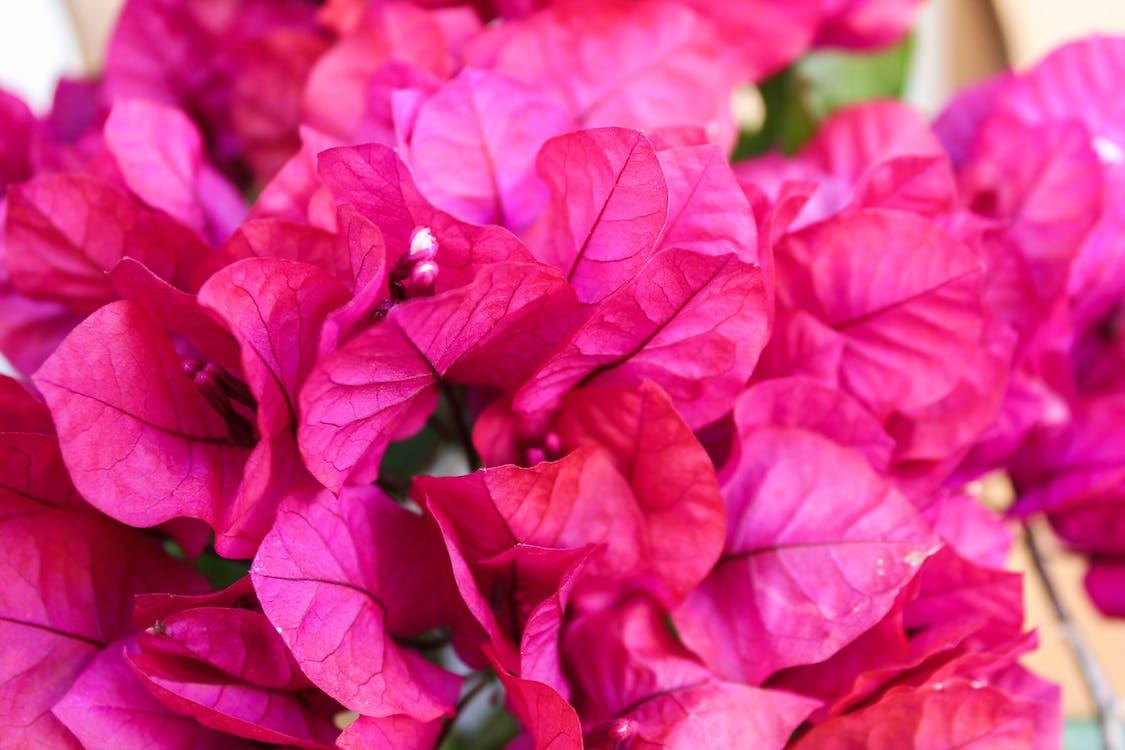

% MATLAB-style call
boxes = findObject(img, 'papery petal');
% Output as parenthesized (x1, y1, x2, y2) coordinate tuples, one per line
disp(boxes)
(524, 127, 667, 304)
(53, 642, 251, 750)
(556, 382, 726, 603)
(675, 428, 936, 683)
(466, 0, 738, 146)
(791, 681, 1039, 749)
(0, 504, 204, 748)
(104, 99, 246, 242)
(251, 485, 461, 720)
(408, 68, 574, 230)
(770, 209, 986, 422)
(4, 175, 209, 313)
(298, 322, 438, 491)
(656, 144, 758, 261)
(33, 301, 250, 531)
(515, 247, 769, 428)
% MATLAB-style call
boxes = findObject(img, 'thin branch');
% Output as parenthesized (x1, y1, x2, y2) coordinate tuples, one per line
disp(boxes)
(435, 671, 496, 747)
(440, 381, 482, 471)
(1024, 524, 1124, 750)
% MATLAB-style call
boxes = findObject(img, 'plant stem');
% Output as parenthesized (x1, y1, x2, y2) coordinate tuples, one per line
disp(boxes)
(1024, 524, 1124, 750)
(440, 381, 481, 471)
(435, 671, 496, 747)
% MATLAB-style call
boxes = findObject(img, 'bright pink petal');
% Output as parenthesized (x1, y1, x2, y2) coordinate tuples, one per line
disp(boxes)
(556, 382, 726, 603)
(104, 99, 246, 242)
(515, 247, 769, 428)
(0, 504, 204, 748)
(791, 680, 1038, 749)
(251, 485, 461, 720)
(53, 642, 252, 750)
(408, 68, 574, 229)
(4, 175, 209, 313)
(466, 0, 738, 145)
(33, 301, 250, 531)
(675, 428, 936, 683)
(524, 127, 668, 303)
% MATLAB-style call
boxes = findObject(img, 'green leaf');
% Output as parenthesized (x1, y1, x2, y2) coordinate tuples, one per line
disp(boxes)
(379, 424, 441, 496)
(734, 36, 914, 158)
(195, 552, 250, 589)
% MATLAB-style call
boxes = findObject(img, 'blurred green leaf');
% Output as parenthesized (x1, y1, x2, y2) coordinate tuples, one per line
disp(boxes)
(734, 36, 914, 159)
(195, 552, 250, 589)
(441, 707, 519, 750)
(378, 424, 441, 495)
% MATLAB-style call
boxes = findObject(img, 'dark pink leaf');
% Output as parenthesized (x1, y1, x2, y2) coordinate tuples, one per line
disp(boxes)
(337, 714, 442, 750)
(677, 0, 818, 79)
(524, 127, 668, 303)
(298, 322, 438, 491)
(814, 0, 926, 48)
(555, 382, 726, 603)
(416, 449, 644, 606)
(734, 377, 894, 475)
(0, 504, 204, 748)
(564, 598, 816, 750)
(465, 0, 739, 146)
(408, 68, 574, 229)
(514, 247, 769, 428)
(656, 144, 759, 261)
(4, 175, 210, 313)
(127, 643, 337, 749)
(53, 641, 253, 750)
(104, 99, 246, 242)
(674, 428, 937, 683)
(769, 209, 987, 425)
(791, 681, 1038, 749)
(33, 301, 250, 533)
(0, 88, 32, 191)
(251, 485, 461, 721)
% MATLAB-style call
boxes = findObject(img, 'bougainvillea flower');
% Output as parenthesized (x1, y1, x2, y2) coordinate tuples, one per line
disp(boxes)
(510, 246, 769, 430)
(299, 254, 576, 489)
(736, 101, 957, 233)
(104, 100, 247, 244)
(522, 127, 668, 303)
(251, 484, 462, 721)
(770, 546, 1029, 721)
(53, 639, 257, 750)
(404, 68, 574, 231)
(760, 208, 998, 473)
(300, 2, 463, 141)
(464, 0, 740, 147)
(675, 0, 818, 81)
(105, 0, 323, 182)
(0, 500, 205, 748)
(33, 300, 249, 550)
(674, 425, 937, 683)
(0, 87, 32, 192)
(0, 375, 84, 510)
(814, 0, 927, 49)
(655, 142, 760, 261)
(791, 679, 1041, 749)
(127, 580, 340, 748)
(563, 597, 817, 749)
(4, 174, 210, 313)
(1014, 393, 1125, 558)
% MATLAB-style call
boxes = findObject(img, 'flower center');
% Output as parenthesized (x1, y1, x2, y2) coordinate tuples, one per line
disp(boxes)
(389, 227, 440, 302)
(181, 358, 258, 447)
(584, 718, 636, 747)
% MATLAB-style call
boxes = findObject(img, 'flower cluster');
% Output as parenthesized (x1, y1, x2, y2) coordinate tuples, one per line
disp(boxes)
(1, 1, 1118, 748)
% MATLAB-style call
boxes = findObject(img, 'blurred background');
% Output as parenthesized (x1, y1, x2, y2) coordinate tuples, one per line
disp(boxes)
(1, 1, 1123, 748)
